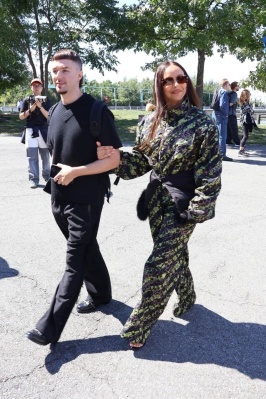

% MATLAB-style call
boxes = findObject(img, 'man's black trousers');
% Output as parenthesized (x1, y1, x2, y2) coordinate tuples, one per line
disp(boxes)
(227, 115, 240, 145)
(36, 200, 111, 343)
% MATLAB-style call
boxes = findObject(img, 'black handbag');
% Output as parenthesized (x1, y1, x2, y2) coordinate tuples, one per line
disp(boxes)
(245, 112, 253, 126)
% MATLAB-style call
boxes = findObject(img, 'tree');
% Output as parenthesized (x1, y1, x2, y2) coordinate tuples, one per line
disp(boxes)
(0, 3, 30, 91)
(124, 0, 266, 105)
(242, 59, 266, 92)
(0, 0, 130, 93)
(117, 79, 139, 105)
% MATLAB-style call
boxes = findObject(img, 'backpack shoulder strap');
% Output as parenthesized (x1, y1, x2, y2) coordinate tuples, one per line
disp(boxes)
(89, 100, 116, 199)
(90, 100, 108, 138)
(47, 102, 59, 125)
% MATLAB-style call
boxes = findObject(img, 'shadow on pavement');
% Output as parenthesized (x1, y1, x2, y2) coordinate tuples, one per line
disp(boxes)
(44, 302, 266, 381)
(0, 257, 19, 279)
(233, 159, 266, 165)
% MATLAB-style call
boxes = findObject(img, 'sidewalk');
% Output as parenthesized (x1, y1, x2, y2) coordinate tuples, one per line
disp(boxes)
(0, 136, 266, 399)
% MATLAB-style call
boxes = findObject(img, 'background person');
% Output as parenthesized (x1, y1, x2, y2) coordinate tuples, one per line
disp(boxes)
(19, 79, 51, 188)
(26, 49, 121, 346)
(227, 82, 240, 146)
(211, 79, 233, 161)
(145, 98, 156, 112)
(96, 61, 222, 349)
(17, 99, 23, 112)
(238, 89, 255, 156)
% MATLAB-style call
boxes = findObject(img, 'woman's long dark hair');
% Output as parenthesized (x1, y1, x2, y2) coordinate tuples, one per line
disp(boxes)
(140, 61, 200, 150)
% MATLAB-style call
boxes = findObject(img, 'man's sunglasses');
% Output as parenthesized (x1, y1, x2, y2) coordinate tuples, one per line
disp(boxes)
(161, 75, 188, 86)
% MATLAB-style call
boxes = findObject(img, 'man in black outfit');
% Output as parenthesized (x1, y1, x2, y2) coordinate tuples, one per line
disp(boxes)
(26, 49, 121, 345)
(19, 79, 51, 188)
(226, 81, 240, 146)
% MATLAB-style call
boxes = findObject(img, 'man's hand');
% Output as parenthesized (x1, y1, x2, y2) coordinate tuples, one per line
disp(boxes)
(54, 163, 76, 186)
(35, 99, 43, 109)
(96, 141, 115, 159)
(53, 147, 120, 185)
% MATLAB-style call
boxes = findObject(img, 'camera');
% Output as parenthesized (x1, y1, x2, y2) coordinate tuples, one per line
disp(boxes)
(35, 95, 47, 102)
(28, 95, 47, 104)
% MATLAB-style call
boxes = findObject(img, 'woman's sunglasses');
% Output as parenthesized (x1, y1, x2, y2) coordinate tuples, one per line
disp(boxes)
(161, 75, 188, 86)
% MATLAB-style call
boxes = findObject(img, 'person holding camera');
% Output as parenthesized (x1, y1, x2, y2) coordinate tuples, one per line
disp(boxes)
(19, 78, 51, 188)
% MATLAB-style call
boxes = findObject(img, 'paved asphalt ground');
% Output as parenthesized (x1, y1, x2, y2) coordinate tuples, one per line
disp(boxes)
(0, 135, 266, 399)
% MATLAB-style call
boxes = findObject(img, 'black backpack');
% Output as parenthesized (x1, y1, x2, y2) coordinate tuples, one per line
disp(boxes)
(210, 88, 220, 111)
(45, 100, 114, 200)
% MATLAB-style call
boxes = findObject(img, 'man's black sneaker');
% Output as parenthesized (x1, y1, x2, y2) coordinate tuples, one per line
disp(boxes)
(222, 155, 233, 162)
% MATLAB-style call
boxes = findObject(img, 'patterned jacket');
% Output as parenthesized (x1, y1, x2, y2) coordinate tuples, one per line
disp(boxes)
(239, 101, 255, 126)
(116, 99, 222, 224)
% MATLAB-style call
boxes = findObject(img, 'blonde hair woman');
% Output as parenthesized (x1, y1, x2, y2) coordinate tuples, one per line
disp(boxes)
(238, 89, 255, 156)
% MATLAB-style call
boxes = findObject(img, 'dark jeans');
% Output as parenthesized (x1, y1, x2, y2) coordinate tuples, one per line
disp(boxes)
(36, 200, 111, 343)
(227, 115, 240, 145)
(240, 124, 251, 148)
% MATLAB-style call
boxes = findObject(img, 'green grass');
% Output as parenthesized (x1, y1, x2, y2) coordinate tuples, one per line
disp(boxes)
(1, 110, 266, 145)
(0, 113, 25, 135)
(112, 109, 148, 143)
(246, 126, 266, 145)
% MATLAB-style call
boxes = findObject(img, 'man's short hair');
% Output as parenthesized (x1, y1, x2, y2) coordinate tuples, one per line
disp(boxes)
(220, 79, 229, 88)
(52, 49, 83, 87)
(52, 49, 82, 69)
(230, 81, 238, 90)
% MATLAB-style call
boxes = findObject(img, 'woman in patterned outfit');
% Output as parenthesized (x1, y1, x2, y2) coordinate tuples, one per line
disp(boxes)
(98, 61, 222, 349)
(238, 89, 256, 156)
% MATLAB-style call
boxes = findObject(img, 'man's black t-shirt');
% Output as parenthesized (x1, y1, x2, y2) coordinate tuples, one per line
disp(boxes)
(47, 93, 122, 205)
(21, 96, 51, 128)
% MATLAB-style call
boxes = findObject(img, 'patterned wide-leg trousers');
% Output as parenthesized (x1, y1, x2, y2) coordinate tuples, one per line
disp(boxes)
(121, 200, 196, 344)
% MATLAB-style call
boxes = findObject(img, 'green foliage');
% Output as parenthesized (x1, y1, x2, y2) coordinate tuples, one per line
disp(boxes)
(242, 59, 266, 92)
(1, 77, 218, 106)
(82, 78, 153, 106)
(123, 0, 266, 103)
(0, 6, 30, 90)
(0, 0, 131, 92)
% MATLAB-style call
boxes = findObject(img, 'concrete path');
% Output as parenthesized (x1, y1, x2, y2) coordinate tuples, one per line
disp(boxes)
(0, 136, 266, 399)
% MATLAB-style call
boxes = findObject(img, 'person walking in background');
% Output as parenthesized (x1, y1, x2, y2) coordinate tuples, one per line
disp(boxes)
(95, 61, 222, 349)
(17, 99, 23, 113)
(211, 79, 233, 161)
(226, 82, 240, 146)
(19, 79, 51, 188)
(238, 89, 256, 156)
(26, 49, 121, 346)
(145, 98, 156, 112)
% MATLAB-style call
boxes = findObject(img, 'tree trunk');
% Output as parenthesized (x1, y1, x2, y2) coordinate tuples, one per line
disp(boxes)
(33, 3, 44, 85)
(26, 45, 37, 78)
(196, 49, 205, 108)
(44, 44, 53, 95)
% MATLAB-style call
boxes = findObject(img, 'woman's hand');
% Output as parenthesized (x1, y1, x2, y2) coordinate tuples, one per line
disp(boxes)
(54, 163, 76, 186)
(96, 141, 115, 159)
